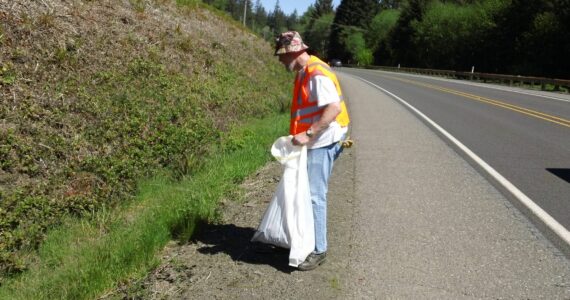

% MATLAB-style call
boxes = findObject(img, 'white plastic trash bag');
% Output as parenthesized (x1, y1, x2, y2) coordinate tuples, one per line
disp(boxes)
(251, 136, 315, 267)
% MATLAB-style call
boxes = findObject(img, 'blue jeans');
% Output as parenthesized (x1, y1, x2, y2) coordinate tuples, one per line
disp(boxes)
(307, 142, 344, 254)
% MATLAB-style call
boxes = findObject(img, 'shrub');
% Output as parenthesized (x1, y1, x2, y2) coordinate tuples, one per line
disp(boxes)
(0, 0, 291, 278)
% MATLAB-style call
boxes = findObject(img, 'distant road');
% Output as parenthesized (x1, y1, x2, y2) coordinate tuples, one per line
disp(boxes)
(340, 68, 570, 231)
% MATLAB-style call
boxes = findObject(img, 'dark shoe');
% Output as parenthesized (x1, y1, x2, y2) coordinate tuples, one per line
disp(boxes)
(298, 252, 327, 271)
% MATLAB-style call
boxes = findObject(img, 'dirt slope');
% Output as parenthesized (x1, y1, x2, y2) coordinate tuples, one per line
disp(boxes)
(0, 0, 288, 277)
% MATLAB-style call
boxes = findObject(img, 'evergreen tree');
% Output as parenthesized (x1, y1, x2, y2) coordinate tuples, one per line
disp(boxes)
(287, 10, 300, 31)
(302, 0, 334, 58)
(515, 0, 570, 78)
(298, 5, 316, 36)
(313, 0, 334, 19)
(299, 4, 316, 24)
(328, 0, 380, 61)
(380, 0, 401, 9)
(553, 0, 570, 79)
(268, 0, 287, 35)
(303, 13, 335, 58)
(476, 0, 544, 74)
(239, 0, 254, 27)
(226, 0, 239, 20)
(253, 0, 268, 33)
(387, 0, 429, 67)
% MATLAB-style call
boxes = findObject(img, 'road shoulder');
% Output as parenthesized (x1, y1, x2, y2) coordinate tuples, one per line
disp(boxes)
(114, 148, 356, 299)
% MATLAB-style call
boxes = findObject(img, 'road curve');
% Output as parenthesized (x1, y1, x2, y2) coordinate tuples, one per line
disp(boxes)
(341, 68, 570, 229)
(337, 71, 570, 298)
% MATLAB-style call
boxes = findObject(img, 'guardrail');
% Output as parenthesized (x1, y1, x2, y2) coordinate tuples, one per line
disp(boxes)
(345, 65, 570, 93)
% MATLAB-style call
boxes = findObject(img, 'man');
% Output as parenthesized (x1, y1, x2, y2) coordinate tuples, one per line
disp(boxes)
(274, 31, 350, 271)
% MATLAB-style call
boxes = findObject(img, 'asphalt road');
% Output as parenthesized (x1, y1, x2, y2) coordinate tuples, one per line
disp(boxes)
(340, 68, 570, 233)
(337, 72, 570, 298)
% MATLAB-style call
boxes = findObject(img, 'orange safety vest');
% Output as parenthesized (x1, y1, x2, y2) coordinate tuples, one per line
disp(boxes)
(290, 56, 350, 135)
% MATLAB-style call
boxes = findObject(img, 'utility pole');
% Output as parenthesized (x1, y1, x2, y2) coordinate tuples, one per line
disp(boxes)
(243, 0, 247, 27)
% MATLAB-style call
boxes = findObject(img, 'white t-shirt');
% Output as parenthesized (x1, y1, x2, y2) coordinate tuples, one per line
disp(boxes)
(305, 75, 348, 149)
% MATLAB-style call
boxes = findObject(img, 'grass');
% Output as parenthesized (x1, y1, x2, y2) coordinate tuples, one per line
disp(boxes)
(0, 114, 288, 299)
(330, 276, 341, 291)
(1, 0, 291, 281)
(0, 3, 291, 273)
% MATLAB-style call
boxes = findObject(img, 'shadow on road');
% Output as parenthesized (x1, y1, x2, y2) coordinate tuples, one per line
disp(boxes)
(191, 222, 295, 273)
(547, 168, 570, 184)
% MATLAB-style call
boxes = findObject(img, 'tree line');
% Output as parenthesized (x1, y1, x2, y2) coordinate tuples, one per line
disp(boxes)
(203, 0, 570, 79)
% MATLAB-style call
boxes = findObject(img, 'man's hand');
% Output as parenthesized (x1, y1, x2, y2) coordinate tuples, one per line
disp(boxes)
(292, 131, 310, 146)
(291, 102, 342, 146)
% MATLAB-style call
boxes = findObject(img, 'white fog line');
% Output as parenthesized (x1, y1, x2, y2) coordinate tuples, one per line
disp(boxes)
(353, 75, 570, 250)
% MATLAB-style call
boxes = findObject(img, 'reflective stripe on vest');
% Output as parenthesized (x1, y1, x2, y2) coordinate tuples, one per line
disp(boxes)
(290, 56, 350, 135)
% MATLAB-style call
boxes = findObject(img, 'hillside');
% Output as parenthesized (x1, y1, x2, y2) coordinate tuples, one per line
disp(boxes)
(0, 0, 290, 278)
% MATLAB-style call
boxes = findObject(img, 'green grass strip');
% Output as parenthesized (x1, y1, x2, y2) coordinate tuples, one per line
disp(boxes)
(0, 114, 288, 299)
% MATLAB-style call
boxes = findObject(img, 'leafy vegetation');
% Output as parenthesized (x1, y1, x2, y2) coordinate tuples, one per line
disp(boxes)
(213, 0, 569, 78)
(329, 0, 380, 64)
(0, 115, 288, 299)
(355, 0, 568, 79)
(0, 0, 290, 279)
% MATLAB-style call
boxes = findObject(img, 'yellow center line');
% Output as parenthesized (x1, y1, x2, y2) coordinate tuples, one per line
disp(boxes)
(380, 74, 570, 128)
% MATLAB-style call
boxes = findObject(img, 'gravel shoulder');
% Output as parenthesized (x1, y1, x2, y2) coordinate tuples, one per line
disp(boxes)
(118, 147, 356, 299)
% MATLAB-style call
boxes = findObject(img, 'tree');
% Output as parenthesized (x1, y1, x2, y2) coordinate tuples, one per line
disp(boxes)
(240, 0, 254, 27)
(342, 27, 373, 65)
(313, 0, 335, 19)
(410, 1, 495, 70)
(386, 0, 429, 67)
(552, 0, 570, 78)
(476, 0, 544, 74)
(298, 5, 316, 39)
(303, 13, 335, 58)
(328, 0, 380, 61)
(368, 9, 400, 65)
(268, 0, 287, 35)
(302, 0, 334, 58)
(516, 0, 570, 78)
(287, 9, 301, 31)
(253, 0, 268, 33)
(380, 0, 402, 9)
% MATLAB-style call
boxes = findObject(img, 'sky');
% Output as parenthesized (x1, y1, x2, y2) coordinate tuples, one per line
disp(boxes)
(259, 0, 341, 16)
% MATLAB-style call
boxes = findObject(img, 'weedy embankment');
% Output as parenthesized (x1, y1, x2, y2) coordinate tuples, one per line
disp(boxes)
(0, 0, 290, 296)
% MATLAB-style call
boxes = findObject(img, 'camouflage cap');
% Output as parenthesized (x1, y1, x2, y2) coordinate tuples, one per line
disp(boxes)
(274, 31, 309, 56)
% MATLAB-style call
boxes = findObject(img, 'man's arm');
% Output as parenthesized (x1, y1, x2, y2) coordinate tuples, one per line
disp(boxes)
(292, 102, 341, 145)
